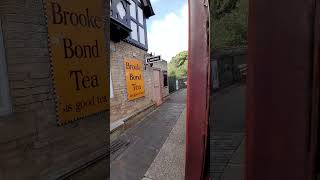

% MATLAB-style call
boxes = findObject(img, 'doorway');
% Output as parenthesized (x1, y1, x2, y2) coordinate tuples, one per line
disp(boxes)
(153, 69, 162, 106)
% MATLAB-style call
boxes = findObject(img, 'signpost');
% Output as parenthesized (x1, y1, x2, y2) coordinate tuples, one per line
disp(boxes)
(45, 0, 108, 125)
(146, 55, 161, 64)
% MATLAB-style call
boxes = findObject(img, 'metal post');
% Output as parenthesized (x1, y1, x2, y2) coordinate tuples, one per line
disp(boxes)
(185, 0, 210, 179)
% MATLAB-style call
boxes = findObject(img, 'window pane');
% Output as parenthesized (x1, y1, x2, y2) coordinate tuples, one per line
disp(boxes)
(130, 0, 136, 19)
(110, 0, 113, 16)
(116, 2, 126, 19)
(138, 7, 144, 25)
(131, 21, 138, 41)
(139, 26, 145, 45)
(110, 73, 114, 98)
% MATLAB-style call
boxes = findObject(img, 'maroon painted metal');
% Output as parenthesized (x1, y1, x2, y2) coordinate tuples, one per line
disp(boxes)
(185, 0, 210, 179)
(246, 0, 317, 179)
(309, 2, 320, 179)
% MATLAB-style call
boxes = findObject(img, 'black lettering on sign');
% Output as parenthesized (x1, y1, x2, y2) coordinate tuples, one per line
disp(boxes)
(50, 2, 102, 29)
(132, 84, 142, 90)
(52, 2, 63, 24)
(70, 70, 100, 91)
(129, 74, 142, 80)
(75, 96, 95, 112)
(126, 62, 141, 70)
(63, 104, 73, 112)
(63, 38, 100, 59)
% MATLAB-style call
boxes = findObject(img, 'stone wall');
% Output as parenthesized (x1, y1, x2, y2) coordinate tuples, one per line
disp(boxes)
(110, 41, 154, 123)
(0, 0, 108, 179)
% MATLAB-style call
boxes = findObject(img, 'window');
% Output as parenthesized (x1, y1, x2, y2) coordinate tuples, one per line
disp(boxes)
(130, 21, 138, 41)
(163, 71, 168, 87)
(139, 26, 145, 45)
(129, 0, 136, 19)
(137, 7, 144, 24)
(128, 0, 147, 48)
(116, 2, 126, 19)
(0, 19, 11, 116)
(110, 0, 112, 16)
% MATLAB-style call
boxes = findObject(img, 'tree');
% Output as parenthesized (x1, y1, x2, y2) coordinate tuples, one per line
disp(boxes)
(211, 0, 240, 20)
(168, 51, 188, 79)
(172, 51, 188, 68)
(210, 0, 248, 50)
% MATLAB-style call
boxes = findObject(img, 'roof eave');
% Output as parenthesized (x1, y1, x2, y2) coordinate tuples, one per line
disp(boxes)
(142, 0, 155, 18)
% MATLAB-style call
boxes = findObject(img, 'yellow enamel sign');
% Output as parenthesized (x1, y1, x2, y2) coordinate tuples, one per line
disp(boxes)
(124, 59, 145, 100)
(45, 0, 108, 124)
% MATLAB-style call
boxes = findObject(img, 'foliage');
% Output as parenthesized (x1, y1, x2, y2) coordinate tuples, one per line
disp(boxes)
(210, 0, 248, 50)
(172, 51, 188, 68)
(211, 0, 240, 20)
(168, 51, 188, 79)
(168, 0, 248, 79)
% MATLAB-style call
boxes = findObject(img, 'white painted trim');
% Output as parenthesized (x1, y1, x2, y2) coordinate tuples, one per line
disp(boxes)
(110, 119, 124, 132)
(110, 72, 114, 98)
(0, 17, 12, 116)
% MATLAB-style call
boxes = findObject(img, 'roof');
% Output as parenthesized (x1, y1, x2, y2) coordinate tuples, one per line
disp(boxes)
(142, 0, 155, 18)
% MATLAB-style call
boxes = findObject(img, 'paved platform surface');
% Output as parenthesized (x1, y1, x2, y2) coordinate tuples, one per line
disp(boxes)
(143, 109, 186, 180)
(209, 84, 246, 180)
(220, 138, 245, 180)
(110, 89, 186, 180)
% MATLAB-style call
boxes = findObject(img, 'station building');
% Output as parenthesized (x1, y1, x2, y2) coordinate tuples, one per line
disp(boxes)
(110, 0, 169, 139)
(0, 0, 109, 179)
(0, 0, 166, 178)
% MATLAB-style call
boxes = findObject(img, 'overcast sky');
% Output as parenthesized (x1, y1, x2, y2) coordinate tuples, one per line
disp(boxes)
(147, 0, 188, 62)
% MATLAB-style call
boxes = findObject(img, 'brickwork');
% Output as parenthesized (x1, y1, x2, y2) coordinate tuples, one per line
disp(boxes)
(0, 0, 108, 179)
(110, 41, 154, 123)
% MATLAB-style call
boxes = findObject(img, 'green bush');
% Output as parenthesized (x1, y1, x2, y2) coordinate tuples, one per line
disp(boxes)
(210, 0, 248, 51)
(168, 51, 188, 79)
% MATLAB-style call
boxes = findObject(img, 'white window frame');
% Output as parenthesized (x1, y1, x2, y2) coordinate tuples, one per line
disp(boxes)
(128, 0, 147, 47)
(110, 72, 114, 98)
(0, 18, 11, 116)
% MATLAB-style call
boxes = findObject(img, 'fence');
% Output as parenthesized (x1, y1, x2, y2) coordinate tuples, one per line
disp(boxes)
(168, 47, 246, 93)
(168, 76, 187, 93)
(211, 47, 247, 91)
